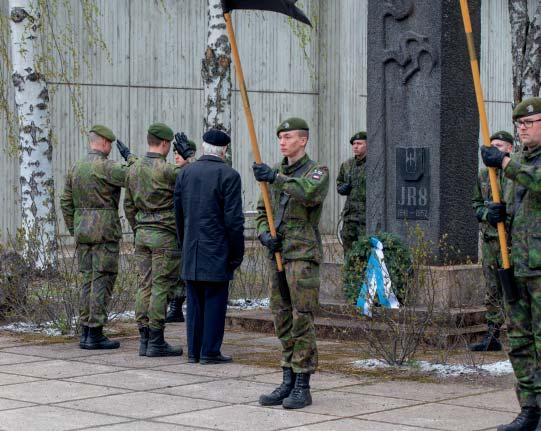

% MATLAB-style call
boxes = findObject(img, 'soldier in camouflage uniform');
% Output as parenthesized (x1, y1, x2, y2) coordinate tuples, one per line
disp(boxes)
(60, 125, 133, 350)
(124, 124, 192, 357)
(253, 117, 329, 410)
(469, 131, 513, 352)
(165, 140, 197, 323)
(337, 131, 367, 258)
(482, 97, 541, 431)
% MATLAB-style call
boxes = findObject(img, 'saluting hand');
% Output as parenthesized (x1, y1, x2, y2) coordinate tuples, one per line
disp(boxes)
(116, 140, 132, 161)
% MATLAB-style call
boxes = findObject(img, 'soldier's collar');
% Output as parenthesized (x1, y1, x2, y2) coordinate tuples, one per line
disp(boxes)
(146, 152, 166, 159)
(88, 149, 108, 158)
(281, 153, 310, 175)
(524, 143, 541, 160)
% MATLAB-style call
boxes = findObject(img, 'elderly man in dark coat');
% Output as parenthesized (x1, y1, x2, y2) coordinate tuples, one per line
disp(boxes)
(174, 129, 245, 364)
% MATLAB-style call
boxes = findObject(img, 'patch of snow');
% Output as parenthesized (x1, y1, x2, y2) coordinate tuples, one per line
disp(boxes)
(0, 322, 62, 337)
(109, 310, 135, 321)
(228, 298, 270, 310)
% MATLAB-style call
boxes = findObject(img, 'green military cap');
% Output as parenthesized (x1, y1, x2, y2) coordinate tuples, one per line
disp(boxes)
(89, 125, 116, 142)
(350, 131, 367, 144)
(512, 97, 541, 120)
(276, 117, 309, 136)
(187, 140, 197, 151)
(148, 122, 174, 141)
(490, 131, 513, 144)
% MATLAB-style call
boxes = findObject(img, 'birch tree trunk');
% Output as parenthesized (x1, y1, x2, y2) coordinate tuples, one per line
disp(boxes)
(202, 0, 232, 165)
(9, 0, 57, 268)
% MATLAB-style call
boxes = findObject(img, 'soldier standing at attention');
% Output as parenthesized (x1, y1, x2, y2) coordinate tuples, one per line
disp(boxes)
(124, 124, 192, 357)
(481, 97, 541, 431)
(60, 125, 133, 350)
(253, 118, 329, 410)
(469, 131, 513, 352)
(336, 131, 367, 258)
(165, 139, 197, 324)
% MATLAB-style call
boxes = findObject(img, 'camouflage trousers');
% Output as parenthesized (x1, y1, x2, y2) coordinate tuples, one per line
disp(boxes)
(77, 242, 119, 328)
(134, 229, 181, 330)
(341, 219, 365, 258)
(269, 259, 319, 374)
(169, 279, 186, 301)
(481, 238, 505, 326)
(504, 276, 541, 407)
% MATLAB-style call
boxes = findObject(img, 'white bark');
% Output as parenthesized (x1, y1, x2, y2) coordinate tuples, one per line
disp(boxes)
(202, 0, 232, 164)
(9, 0, 57, 268)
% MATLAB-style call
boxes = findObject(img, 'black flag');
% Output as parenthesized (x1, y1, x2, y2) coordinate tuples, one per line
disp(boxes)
(221, 0, 312, 26)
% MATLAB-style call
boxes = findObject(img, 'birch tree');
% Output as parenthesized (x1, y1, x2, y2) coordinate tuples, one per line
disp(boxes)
(509, 0, 541, 104)
(202, 0, 232, 164)
(9, 0, 56, 268)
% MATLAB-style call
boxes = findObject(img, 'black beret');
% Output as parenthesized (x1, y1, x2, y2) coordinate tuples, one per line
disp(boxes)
(203, 129, 231, 147)
(350, 131, 367, 144)
(490, 131, 513, 145)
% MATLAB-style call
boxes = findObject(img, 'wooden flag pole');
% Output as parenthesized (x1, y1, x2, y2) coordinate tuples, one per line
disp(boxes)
(459, 0, 511, 270)
(223, 12, 285, 272)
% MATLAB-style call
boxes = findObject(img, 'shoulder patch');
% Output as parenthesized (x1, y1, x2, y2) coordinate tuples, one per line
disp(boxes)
(311, 167, 327, 180)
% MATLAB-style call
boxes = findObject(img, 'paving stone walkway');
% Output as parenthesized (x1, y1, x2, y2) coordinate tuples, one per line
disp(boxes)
(0, 326, 518, 431)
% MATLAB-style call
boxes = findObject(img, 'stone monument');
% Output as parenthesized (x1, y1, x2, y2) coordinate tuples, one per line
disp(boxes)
(366, 0, 481, 263)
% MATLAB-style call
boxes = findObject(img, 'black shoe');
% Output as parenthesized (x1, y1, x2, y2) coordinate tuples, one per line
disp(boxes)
(259, 367, 296, 406)
(138, 327, 149, 357)
(188, 356, 199, 363)
(165, 296, 185, 323)
(146, 328, 183, 357)
(497, 407, 540, 431)
(200, 354, 232, 365)
(79, 325, 89, 349)
(469, 323, 502, 352)
(283, 373, 312, 409)
(85, 326, 120, 350)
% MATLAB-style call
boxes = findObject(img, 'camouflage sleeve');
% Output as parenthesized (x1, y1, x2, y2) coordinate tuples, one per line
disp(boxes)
(472, 171, 487, 222)
(255, 194, 270, 235)
(105, 160, 131, 187)
(504, 156, 541, 193)
(60, 169, 75, 236)
(336, 161, 347, 192)
(123, 183, 137, 232)
(165, 163, 182, 185)
(273, 165, 330, 207)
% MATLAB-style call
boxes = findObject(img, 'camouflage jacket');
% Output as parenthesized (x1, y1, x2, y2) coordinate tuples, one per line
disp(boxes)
(336, 156, 366, 223)
(505, 144, 541, 277)
(256, 154, 329, 264)
(60, 150, 131, 244)
(124, 152, 181, 235)
(472, 168, 509, 242)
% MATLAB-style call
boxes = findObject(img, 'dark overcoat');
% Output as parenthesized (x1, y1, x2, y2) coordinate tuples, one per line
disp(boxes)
(174, 155, 245, 282)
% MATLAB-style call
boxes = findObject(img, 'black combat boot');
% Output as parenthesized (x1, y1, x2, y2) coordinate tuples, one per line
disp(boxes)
(138, 326, 149, 357)
(259, 367, 296, 406)
(146, 328, 183, 357)
(497, 407, 540, 431)
(79, 325, 89, 349)
(469, 323, 502, 352)
(85, 326, 120, 350)
(165, 296, 185, 323)
(282, 373, 312, 409)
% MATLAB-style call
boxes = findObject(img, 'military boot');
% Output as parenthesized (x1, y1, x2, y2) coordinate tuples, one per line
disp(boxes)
(138, 327, 149, 356)
(282, 373, 312, 409)
(165, 296, 185, 323)
(497, 407, 540, 431)
(469, 323, 502, 352)
(79, 326, 89, 349)
(85, 326, 120, 350)
(259, 367, 296, 406)
(146, 328, 183, 357)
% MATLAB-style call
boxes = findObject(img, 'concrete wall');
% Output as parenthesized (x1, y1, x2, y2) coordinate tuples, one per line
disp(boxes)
(0, 0, 517, 241)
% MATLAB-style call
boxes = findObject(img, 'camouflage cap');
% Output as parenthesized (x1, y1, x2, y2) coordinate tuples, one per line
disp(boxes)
(512, 97, 541, 120)
(148, 123, 174, 141)
(89, 125, 116, 142)
(490, 131, 513, 144)
(276, 117, 309, 137)
(350, 131, 367, 144)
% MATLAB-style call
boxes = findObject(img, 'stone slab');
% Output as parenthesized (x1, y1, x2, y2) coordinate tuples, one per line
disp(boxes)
(75, 352, 186, 368)
(0, 344, 115, 359)
(441, 389, 520, 414)
(0, 371, 42, 386)
(57, 391, 226, 419)
(361, 403, 517, 431)
(0, 359, 125, 379)
(153, 363, 278, 379)
(287, 418, 439, 431)
(83, 422, 201, 431)
(156, 404, 333, 431)
(67, 369, 214, 391)
(0, 405, 126, 431)
(0, 352, 42, 365)
(0, 380, 127, 404)
(0, 397, 35, 411)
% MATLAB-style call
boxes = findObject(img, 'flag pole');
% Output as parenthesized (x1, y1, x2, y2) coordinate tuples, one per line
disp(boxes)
(223, 11, 285, 273)
(459, 0, 511, 270)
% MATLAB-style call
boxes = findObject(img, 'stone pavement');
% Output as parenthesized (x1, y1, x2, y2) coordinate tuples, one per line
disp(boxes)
(0, 326, 518, 431)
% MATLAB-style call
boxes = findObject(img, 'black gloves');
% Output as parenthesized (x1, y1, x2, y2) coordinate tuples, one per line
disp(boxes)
(174, 133, 195, 160)
(253, 163, 278, 184)
(481, 146, 509, 169)
(337, 183, 352, 196)
(116, 140, 132, 161)
(486, 202, 507, 228)
(258, 232, 282, 253)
